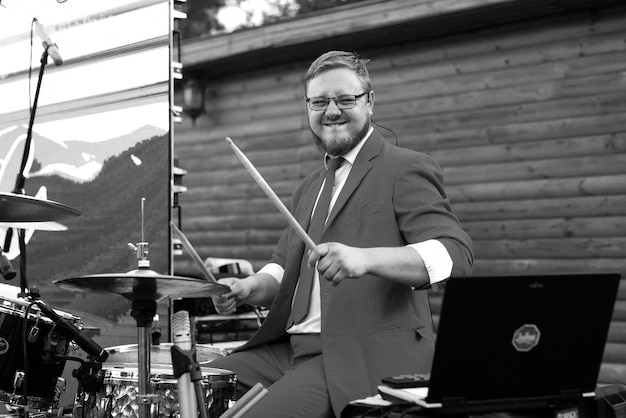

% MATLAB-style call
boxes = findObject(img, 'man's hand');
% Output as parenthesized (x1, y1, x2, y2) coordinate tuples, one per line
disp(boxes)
(211, 277, 250, 315)
(210, 272, 280, 314)
(308, 242, 368, 286)
(309, 243, 431, 288)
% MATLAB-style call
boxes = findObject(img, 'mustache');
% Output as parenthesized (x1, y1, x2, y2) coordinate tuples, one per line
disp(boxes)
(310, 122, 371, 156)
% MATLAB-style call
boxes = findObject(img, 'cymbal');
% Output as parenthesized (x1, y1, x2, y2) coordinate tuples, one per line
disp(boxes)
(53, 269, 231, 301)
(0, 192, 80, 222)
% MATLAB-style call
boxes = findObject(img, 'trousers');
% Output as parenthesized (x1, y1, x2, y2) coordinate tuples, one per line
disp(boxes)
(209, 334, 335, 418)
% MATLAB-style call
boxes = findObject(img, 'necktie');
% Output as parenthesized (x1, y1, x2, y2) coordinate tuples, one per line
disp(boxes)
(288, 157, 343, 326)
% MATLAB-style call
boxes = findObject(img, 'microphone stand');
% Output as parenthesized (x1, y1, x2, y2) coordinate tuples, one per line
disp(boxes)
(171, 345, 208, 418)
(4, 49, 51, 297)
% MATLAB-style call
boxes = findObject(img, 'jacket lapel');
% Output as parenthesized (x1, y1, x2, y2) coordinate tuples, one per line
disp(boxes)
(324, 131, 384, 229)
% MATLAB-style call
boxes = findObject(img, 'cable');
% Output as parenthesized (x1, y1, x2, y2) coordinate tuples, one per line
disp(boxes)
(372, 118, 398, 146)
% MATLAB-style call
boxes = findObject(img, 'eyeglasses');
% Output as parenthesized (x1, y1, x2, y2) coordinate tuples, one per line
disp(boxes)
(305, 92, 369, 111)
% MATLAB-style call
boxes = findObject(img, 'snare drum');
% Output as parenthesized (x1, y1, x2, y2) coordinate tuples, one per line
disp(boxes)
(0, 284, 81, 409)
(73, 364, 236, 418)
(104, 343, 227, 366)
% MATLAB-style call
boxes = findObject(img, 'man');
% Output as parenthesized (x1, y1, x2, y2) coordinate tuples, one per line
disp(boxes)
(210, 51, 473, 417)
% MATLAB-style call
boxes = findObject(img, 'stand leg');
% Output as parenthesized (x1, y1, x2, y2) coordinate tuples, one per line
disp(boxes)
(131, 300, 157, 418)
(137, 325, 152, 418)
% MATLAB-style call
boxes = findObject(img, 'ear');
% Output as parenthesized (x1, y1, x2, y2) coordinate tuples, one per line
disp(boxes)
(367, 90, 375, 114)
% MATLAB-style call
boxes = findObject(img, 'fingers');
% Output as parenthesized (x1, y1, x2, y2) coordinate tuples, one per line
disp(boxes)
(318, 263, 346, 286)
(211, 277, 241, 314)
(312, 243, 346, 286)
(214, 294, 238, 314)
(307, 243, 329, 268)
(311, 242, 365, 286)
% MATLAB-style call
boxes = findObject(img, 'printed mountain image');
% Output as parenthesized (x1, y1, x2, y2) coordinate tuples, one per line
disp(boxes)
(1, 125, 170, 323)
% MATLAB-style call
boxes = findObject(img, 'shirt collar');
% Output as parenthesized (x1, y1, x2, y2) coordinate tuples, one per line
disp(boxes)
(324, 126, 373, 169)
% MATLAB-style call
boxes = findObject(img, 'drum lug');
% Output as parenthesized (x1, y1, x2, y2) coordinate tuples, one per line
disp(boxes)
(55, 377, 66, 398)
(13, 371, 25, 391)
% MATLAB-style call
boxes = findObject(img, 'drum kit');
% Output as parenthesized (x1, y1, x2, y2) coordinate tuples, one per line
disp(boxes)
(0, 192, 237, 418)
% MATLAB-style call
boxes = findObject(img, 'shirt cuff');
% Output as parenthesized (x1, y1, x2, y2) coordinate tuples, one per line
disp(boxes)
(257, 262, 285, 284)
(408, 239, 453, 284)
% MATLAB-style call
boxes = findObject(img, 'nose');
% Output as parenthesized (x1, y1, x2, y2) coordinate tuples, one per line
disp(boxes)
(324, 99, 342, 116)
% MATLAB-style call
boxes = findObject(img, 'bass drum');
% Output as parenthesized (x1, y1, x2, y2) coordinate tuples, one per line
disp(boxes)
(0, 283, 81, 410)
(104, 343, 228, 366)
(73, 363, 236, 418)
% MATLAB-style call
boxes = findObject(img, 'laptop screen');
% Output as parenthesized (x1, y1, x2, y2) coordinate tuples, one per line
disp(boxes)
(426, 273, 620, 408)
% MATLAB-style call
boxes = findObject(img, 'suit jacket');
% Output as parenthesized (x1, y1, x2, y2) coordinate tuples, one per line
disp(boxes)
(237, 130, 473, 415)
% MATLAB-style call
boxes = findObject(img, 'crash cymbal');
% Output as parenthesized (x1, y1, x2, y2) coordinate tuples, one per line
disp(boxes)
(0, 192, 80, 222)
(53, 269, 230, 301)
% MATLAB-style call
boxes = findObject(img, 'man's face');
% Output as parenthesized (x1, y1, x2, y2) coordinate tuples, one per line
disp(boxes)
(306, 68, 373, 156)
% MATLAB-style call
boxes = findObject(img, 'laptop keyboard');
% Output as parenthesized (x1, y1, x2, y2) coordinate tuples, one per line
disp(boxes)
(381, 373, 431, 388)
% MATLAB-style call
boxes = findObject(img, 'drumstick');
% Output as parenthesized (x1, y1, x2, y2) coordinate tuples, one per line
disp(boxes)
(170, 221, 218, 284)
(225, 137, 316, 251)
(219, 382, 268, 418)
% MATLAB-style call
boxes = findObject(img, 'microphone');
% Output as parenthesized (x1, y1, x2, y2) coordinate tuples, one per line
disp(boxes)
(33, 18, 63, 66)
(0, 254, 16, 280)
(35, 301, 108, 362)
(171, 310, 197, 418)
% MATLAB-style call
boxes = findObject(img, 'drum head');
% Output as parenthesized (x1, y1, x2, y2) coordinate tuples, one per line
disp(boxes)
(105, 343, 227, 365)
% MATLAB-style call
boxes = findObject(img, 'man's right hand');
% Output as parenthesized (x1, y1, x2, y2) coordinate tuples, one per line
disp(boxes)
(211, 272, 280, 315)
(211, 277, 250, 315)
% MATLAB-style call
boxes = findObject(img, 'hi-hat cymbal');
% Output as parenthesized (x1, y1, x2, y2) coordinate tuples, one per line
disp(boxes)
(53, 269, 230, 301)
(0, 192, 80, 222)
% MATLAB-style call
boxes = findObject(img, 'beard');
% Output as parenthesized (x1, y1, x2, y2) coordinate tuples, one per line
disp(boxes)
(311, 120, 371, 157)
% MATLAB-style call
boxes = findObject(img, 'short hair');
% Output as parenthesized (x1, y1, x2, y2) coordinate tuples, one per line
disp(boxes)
(304, 51, 371, 94)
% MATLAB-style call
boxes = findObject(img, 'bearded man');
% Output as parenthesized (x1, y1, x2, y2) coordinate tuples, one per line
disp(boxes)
(209, 50, 474, 418)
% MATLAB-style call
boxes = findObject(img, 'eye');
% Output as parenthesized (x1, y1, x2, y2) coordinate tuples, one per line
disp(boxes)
(337, 96, 356, 106)
(310, 99, 327, 106)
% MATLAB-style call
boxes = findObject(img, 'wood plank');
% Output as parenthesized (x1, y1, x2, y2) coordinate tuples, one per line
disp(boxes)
(444, 155, 626, 184)
(608, 321, 626, 343)
(472, 260, 626, 279)
(384, 113, 626, 151)
(454, 196, 626, 221)
(432, 134, 626, 167)
(599, 362, 626, 384)
(446, 174, 626, 201)
(472, 237, 626, 259)
(464, 216, 626, 239)
(603, 342, 626, 364)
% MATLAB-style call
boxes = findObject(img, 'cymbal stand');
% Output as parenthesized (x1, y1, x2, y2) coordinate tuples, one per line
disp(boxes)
(4, 49, 50, 294)
(128, 198, 160, 418)
(130, 298, 159, 418)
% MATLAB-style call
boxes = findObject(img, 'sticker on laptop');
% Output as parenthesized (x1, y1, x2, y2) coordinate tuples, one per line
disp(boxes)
(512, 324, 541, 352)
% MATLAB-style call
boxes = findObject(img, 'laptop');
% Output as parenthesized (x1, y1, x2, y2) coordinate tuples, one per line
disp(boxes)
(378, 273, 621, 413)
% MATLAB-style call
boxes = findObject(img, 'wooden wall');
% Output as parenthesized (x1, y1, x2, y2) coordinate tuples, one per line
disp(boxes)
(174, 3, 626, 383)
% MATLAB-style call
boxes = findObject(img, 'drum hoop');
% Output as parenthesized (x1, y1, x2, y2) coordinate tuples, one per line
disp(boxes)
(0, 301, 82, 330)
(102, 365, 235, 385)
(0, 301, 54, 324)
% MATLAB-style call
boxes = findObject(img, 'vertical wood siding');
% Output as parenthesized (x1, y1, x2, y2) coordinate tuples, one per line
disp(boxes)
(174, 5, 626, 383)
